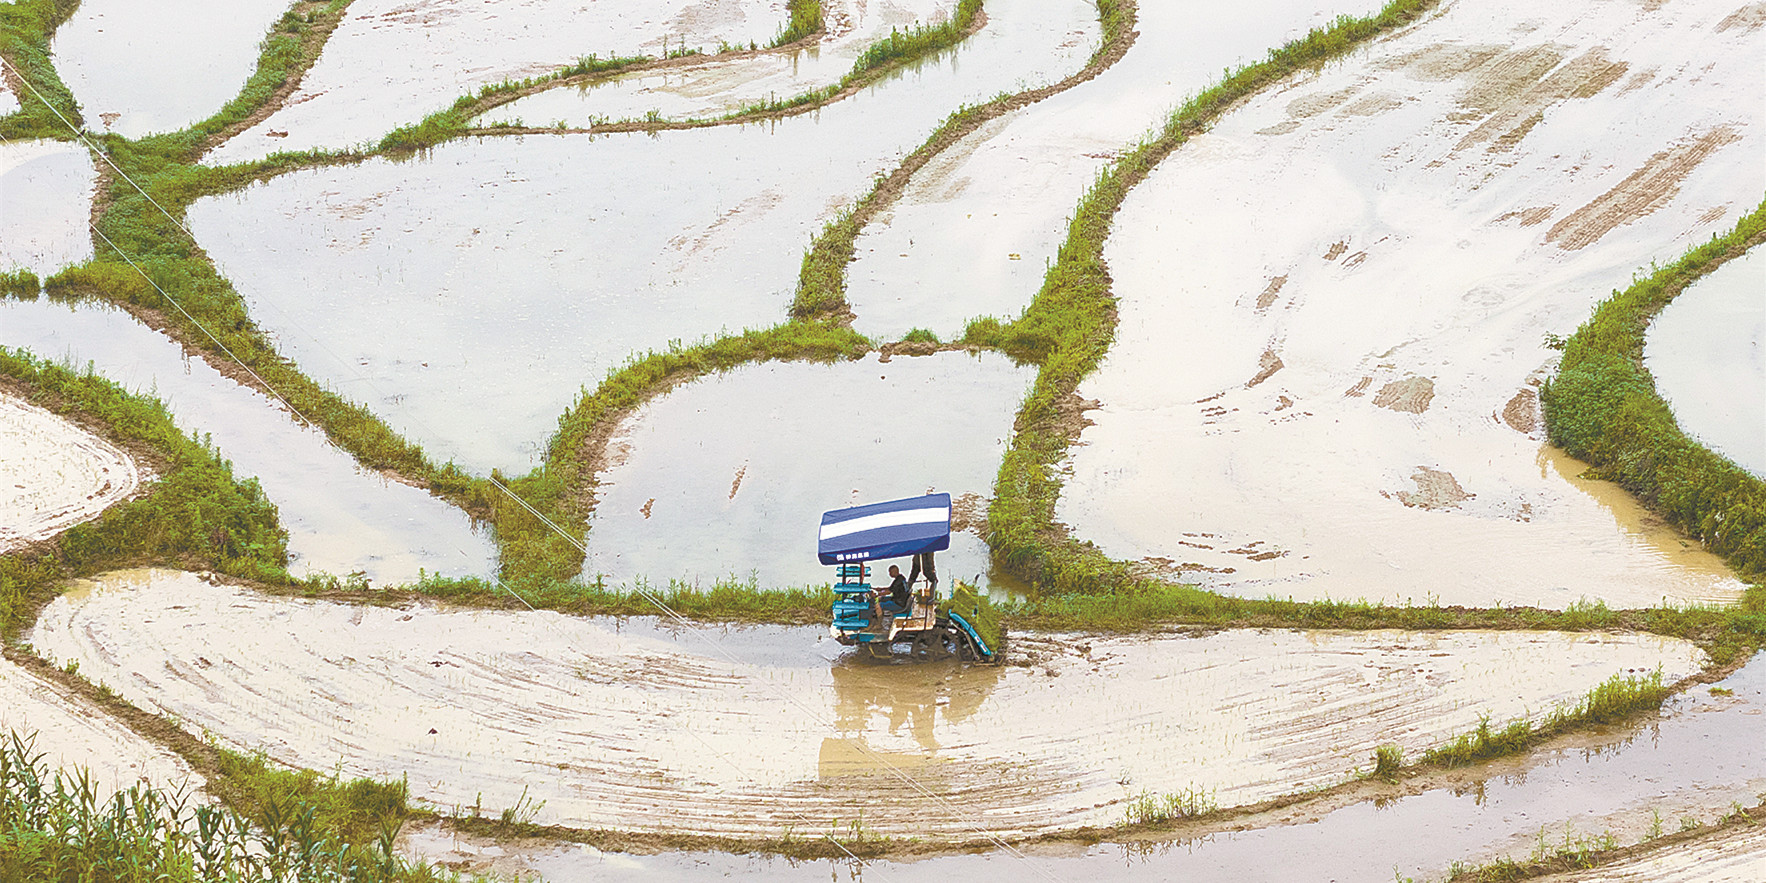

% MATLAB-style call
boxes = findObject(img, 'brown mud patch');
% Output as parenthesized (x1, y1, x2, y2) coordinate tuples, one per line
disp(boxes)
(1393, 466, 1473, 509)
(1244, 349, 1284, 387)
(1254, 274, 1287, 311)
(1547, 125, 1742, 250)
(1716, 1, 1766, 32)
(1502, 387, 1539, 433)
(1372, 374, 1435, 412)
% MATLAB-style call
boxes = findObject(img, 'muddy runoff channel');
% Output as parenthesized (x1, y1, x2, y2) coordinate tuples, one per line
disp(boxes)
(416, 653, 1766, 880)
(34, 568, 1711, 846)
(1644, 244, 1766, 478)
(0, 298, 493, 584)
(1059, 0, 1764, 610)
(584, 351, 1029, 591)
(188, 0, 1098, 476)
(206, 0, 796, 164)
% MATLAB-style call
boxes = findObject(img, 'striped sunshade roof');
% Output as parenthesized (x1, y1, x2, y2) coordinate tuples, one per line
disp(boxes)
(817, 493, 951, 565)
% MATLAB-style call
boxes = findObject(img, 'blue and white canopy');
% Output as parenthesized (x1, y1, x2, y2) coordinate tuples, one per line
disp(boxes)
(818, 494, 952, 565)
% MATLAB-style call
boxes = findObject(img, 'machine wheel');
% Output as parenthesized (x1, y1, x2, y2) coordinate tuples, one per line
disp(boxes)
(910, 628, 962, 661)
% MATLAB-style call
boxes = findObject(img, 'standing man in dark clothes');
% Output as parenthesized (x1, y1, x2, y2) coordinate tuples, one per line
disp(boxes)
(908, 550, 937, 594)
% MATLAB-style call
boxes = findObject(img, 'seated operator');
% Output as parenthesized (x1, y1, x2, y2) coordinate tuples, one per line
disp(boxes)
(875, 563, 912, 615)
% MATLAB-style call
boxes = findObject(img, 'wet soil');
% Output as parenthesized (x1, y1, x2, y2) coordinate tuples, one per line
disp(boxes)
(1060, 0, 1762, 609)
(32, 569, 1708, 844)
(405, 651, 1766, 880)
(0, 651, 197, 800)
(0, 392, 143, 552)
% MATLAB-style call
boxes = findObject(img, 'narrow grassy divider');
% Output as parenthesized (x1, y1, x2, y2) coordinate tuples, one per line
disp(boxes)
(1541, 200, 1766, 583)
(1421, 669, 1670, 767)
(0, 348, 290, 640)
(0, 0, 81, 138)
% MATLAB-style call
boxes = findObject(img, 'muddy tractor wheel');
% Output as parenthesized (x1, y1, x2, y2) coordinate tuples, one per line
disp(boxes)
(911, 627, 965, 661)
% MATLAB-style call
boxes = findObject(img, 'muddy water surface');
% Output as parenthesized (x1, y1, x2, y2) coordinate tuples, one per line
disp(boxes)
(844, 0, 1387, 339)
(0, 139, 95, 276)
(32, 568, 1706, 842)
(409, 652, 1766, 881)
(1645, 245, 1766, 477)
(0, 391, 142, 552)
(584, 352, 1028, 590)
(487, 0, 1093, 126)
(207, 0, 791, 163)
(191, 5, 1101, 475)
(1060, 0, 1762, 609)
(0, 299, 493, 584)
(0, 655, 197, 799)
(50, 0, 290, 139)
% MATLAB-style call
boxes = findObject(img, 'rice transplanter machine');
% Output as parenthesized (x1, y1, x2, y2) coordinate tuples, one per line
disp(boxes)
(819, 493, 999, 662)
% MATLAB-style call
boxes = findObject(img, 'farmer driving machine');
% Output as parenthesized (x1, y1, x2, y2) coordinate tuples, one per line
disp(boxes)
(820, 493, 1002, 662)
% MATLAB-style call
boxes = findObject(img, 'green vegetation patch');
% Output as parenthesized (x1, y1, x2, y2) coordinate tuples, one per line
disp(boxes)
(1423, 669, 1671, 767)
(0, 348, 288, 639)
(0, 0, 82, 138)
(0, 732, 460, 882)
(1542, 200, 1766, 583)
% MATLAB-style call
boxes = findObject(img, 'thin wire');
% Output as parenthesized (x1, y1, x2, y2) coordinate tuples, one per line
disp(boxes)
(1, 57, 1060, 881)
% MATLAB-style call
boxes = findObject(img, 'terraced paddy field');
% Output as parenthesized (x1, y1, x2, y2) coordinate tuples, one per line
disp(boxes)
(3, 0, 1764, 879)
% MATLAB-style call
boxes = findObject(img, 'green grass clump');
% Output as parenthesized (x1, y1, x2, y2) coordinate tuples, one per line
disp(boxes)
(0, 732, 463, 882)
(0, 268, 40, 298)
(1542, 200, 1766, 582)
(770, 0, 825, 47)
(1122, 786, 1215, 825)
(1373, 744, 1403, 779)
(901, 327, 940, 344)
(850, 0, 982, 74)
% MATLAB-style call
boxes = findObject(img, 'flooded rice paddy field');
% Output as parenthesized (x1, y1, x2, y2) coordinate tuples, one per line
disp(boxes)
(485, 0, 994, 126)
(586, 352, 1027, 590)
(1645, 244, 1766, 477)
(0, 654, 196, 800)
(0, 299, 493, 584)
(0, 391, 142, 553)
(845, 0, 1387, 340)
(50, 0, 291, 139)
(207, 0, 800, 164)
(0, 139, 95, 276)
(33, 569, 1707, 841)
(1060, 0, 1764, 610)
(4, 0, 1766, 875)
(189, 0, 1092, 475)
